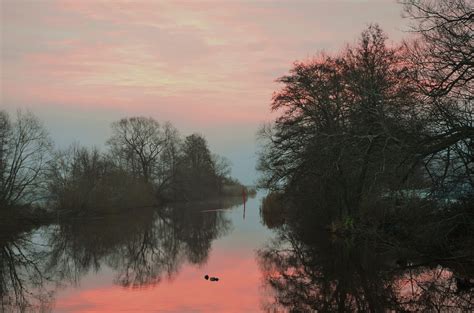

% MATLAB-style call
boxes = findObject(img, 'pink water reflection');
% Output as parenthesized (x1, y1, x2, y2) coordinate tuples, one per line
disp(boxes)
(56, 249, 263, 313)
(54, 198, 271, 313)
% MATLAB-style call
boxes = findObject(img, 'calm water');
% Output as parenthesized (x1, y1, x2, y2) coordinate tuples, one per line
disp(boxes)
(1, 191, 472, 312)
(2, 192, 276, 312)
(52, 193, 273, 312)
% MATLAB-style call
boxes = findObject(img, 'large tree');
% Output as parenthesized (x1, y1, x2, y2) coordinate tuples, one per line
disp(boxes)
(0, 110, 52, 208)
(107, 117, 170, 184)
(402, 0, 473, 196)
(258, 25, 421, 219)
(402, 0, 473, 99)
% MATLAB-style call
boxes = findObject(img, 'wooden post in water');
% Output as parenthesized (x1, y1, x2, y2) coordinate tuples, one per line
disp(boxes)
(242, 187, 247, 220)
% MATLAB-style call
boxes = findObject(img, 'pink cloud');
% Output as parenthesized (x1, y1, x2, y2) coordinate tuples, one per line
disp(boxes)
(1, 0, 408, 146)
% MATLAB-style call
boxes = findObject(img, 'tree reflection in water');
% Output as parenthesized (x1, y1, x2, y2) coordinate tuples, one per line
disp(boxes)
(1, 223, 54, 312)
(258, 222, 473, 312)
(1, 197, 237, 312)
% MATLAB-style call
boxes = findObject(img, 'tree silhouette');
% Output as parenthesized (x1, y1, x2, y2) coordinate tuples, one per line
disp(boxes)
(0, 110, 52, 208)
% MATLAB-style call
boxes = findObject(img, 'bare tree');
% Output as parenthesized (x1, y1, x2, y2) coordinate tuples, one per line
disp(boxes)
(0, 110, 52, 208)
(402, 0, 473, 196)
(212, 154, 231, 180)
(47, 144, 111, 211)
(0, 111, 10, 196)
(156, 122, 182, 192)
(258, 25, 421, 218)
(107, 117, 168, 183)
(402, 0, 473, 98)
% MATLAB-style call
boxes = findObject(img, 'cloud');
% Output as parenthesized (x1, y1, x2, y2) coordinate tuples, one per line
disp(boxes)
(1, 0, 408, 183)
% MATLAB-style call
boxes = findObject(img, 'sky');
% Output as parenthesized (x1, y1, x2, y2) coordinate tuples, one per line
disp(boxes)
(1, 0, 410, 184)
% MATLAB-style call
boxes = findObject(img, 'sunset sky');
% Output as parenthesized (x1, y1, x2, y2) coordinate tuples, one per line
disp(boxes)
(1, 0, 410, 184)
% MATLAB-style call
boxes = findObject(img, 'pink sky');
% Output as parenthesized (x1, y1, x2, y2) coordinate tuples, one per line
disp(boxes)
(1, 0, 409, 183)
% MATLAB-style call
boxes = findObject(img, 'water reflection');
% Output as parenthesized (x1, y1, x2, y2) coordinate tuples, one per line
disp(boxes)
(0, 224, 53, 312)
(258, 224, 474, 312)
(1, 197, 239, 312)
(4, 192, 472, 312)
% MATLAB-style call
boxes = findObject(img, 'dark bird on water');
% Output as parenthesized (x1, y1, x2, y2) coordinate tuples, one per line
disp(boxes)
(204, 274, 219, 282)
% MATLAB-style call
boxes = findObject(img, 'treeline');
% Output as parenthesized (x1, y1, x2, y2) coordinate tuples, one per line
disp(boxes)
(258, 0, 473, 234)
(0, 112, 248, 215)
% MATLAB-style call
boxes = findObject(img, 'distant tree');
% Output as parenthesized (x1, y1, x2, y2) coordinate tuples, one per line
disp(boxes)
(156, 122, 182, 193)
(175, 134, 219, 200)
(107, 117, 169, 183)
(211, 154, 232, 193)
(48, 143, 159, 213)
(181, 134, 214, 170)
(48, 144, 110, 211)
(0, 110, 51, 208)
(212, 154, 231, 179)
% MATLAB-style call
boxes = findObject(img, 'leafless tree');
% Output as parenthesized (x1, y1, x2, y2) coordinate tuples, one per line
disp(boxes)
(0, 110, 52, 208)
(47, 144, 112, 211)
(402, 0, 473, 196)
(107, 117, 169, 183)
(156, 122, 182, 192)
(0, 111, 10, 197)
(258, 25, 422, 218)
(402, 0, 473, 99)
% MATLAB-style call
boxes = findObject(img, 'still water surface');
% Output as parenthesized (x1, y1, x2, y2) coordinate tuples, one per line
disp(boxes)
(52, 193, 272, 312)
(2, 192, 277, 312)
(2, 192, 472, 312)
